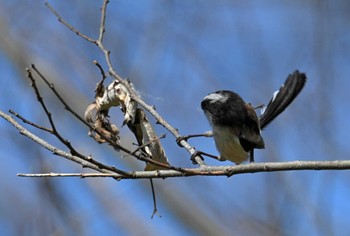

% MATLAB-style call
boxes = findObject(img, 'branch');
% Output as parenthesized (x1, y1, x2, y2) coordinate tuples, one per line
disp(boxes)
(11, 101, 344, 181)
(45, 1, 205, 167)
(29, 65, 131, 156)
(0, 110, 129, 176)
(98, 0, 108, 42)
(9, 109, 52, 133)
(2, 106, 190, 175)
(29, 64, 180, 171)
(25, 67, 83, 157)
(124, 134, 166, 157)
(23, 66, 131, 176)
(16, 159, 350, 179)
(45, 2, 97, 44)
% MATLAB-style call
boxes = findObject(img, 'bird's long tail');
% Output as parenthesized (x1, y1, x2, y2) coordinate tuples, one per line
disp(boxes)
(259, 70, 307, 129)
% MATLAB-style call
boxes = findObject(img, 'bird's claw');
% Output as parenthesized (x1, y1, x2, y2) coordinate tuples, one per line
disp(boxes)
(176, 136, 189, 147)
(190, 151, 204, 165)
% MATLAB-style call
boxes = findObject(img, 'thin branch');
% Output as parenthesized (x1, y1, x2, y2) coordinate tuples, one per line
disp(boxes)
(124, 134, 166, 157)
(26, 67, 81, 156)
(29, 65, 125, 152)
(29, 64, 189, 172)
(149, 179, 160, 219)
(26, 67, 54, 129)
(4, 108, 188, 177)
(9, 109, 52, 133)
(45, 2, 97, 44)
(111, 75, 206, 166)
(98, 0, 109, 42)
(96, 0, 205, 166)
(24, 67, 130, 176)
(16, 159, 350, 179)
(93, 60, 107, 98)
(45, 3, 204, 167)
(5, 106, 187, 174)
(92, 11, 205, 166)
(30, 64, 88, 128)
(0, 110, 119, 174)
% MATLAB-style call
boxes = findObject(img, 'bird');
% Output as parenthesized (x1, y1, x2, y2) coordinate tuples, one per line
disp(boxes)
(193, 70, 307, 164)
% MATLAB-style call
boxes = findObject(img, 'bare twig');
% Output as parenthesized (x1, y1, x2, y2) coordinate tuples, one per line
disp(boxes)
(9, 109, 52, 133)
(45, 1, 205, 167)
(93, 60, 107, 97)
(125, 134, 166, 157)
(96, 0, 204, 166)
(0, 110, 119, 174)
(114, 77, 206, 166)
(149, 179, 160, 219)
(45, 2, 97, 44)
(30, 65, 91, 131)
(29, 64, 177, 171)
(24, 66, 130, 176)
(29, 65, 126, 153)
(98, 0, 109, 42)
(26, 67, 82, 156)
(13, 100, 348, 180)
(15, 159, 350, 179)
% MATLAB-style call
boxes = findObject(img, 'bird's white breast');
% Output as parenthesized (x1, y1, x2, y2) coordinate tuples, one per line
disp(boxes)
(212, 126, 248, 164)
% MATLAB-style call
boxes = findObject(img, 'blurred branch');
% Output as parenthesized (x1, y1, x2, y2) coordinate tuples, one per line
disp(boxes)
(17, 159, 350, 179)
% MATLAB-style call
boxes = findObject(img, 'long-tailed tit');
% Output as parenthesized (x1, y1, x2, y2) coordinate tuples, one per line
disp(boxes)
(198, 70, 306, 164)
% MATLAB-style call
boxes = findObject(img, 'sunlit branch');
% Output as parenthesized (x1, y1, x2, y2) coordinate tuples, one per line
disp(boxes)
(16, 159, 350, 179)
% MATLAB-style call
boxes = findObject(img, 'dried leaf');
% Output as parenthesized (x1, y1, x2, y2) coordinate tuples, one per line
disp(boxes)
(84, 102, 120, 147)
(134, 109, 169, 171)
(85, 79, 170, 170)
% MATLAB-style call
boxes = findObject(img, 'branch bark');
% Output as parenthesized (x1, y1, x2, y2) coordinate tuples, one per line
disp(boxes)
(0, 110, 127, 175)
(4, 107, 349, 180)
(17, 159, 350, 179)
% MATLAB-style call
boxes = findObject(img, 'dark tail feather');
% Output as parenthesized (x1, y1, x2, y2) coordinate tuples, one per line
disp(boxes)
(259, 70, 307, 129)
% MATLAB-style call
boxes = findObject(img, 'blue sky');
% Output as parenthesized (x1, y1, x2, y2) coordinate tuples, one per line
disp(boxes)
(1, 1, 350, 235)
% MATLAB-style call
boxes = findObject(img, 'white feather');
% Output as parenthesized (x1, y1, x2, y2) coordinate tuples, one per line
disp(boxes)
(204, 92, 228, 103)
